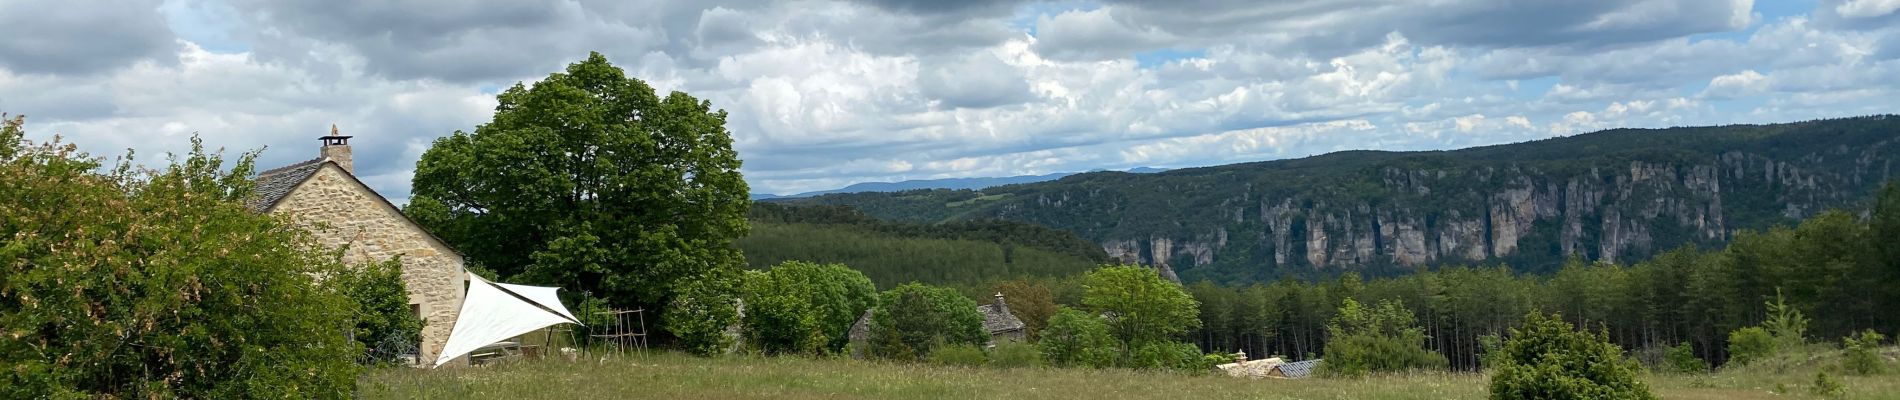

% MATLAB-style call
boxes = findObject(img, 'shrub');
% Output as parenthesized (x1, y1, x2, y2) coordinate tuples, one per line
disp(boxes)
(1478, 334, 1506, 370)
(337, 257, 424, 365)
(1126, 341, 1205, 371)
(666, 267, 743, 356)
(1039, 307, 1119, 368)
(1662, 342, 1709, 374)
(1321, 299, 1447, 377)
(0, 125, 361, 398)
(1841, 329, 1888, 375)
(1490, 312, 1655, 400)
(739, 261, 877, 355)
(1726, 327, 1776, 366)
(988, 341, 1043, 369)
(867, 283, 986, 360)
(1763, 289, 1809, 348)
(1812, 371, 1846, 399)
(928, 343, 989, 367)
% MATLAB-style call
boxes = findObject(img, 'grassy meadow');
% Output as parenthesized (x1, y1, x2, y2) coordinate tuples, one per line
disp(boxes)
(358, 350, 1900, 400)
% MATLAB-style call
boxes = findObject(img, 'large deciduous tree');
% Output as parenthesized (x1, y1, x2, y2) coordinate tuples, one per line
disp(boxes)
(1081, 265, 1201, 356)
(408, 52, 750, 329)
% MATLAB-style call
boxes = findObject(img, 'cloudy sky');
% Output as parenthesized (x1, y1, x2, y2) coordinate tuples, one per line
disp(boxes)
(3, 0, 1898, 198)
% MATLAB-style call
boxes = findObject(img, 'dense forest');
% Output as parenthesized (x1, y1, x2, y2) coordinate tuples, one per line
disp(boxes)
(1182, 182, 1900, 370)
(738, 203, 1108, 294)
(784, 116, 1900, 284)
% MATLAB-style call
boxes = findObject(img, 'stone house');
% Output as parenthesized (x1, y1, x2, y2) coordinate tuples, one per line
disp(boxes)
(976, 293, 1026, 344)
(248, 127, 468, 366)
(846, 293, 1028, 358)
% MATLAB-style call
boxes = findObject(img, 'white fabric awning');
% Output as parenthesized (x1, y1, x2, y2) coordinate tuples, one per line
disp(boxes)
(432, 274, 583, 368)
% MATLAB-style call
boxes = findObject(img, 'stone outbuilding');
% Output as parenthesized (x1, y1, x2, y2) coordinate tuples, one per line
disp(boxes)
(844, 293, 1029, 358)
(977, 293, 1026, 345)
(249, 126, 469, 366)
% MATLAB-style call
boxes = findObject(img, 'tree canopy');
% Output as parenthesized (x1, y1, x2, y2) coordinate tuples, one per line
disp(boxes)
(1081, 265, 1201, 352)
(407, 52, 750, 328)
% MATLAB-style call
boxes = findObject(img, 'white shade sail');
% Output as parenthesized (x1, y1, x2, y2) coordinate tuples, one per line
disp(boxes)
(432, 274, 583, 368)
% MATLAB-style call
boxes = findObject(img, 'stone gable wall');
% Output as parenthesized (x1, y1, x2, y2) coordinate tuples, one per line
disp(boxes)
(270, 164, 466, 365)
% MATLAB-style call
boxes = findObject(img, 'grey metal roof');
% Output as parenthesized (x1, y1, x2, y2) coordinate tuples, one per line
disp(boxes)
(248, 158, 324, 211)
(1274, 359, 1322, 379)
(977, 303, 1025, 334)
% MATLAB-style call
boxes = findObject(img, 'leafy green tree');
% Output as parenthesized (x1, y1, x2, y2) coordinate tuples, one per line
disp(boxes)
(1726, 327, 1776, 365)
(1490, 312, 1655, 400)
(407, 52, 750, 331)
(666, 268, 744, 356)
(1039, 307, 1119, 368)
(867, 283, 987, 360)
(0, 119, 360, 398)
(1321, 298, 1447, 377)
(338, 257, 424, 364)
(740, 261, 876, 355)
(994, 278, 1059, 340)
(1082, 265, 1201, 353)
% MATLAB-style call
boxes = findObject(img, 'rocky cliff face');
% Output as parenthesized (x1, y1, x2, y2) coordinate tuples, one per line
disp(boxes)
(1095, 144, 1890, 275)
(800, 116, 1900, 281)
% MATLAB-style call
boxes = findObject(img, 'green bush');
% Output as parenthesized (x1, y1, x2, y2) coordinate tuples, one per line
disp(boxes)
(1490, 312, 1656, 400)
(1841, 329, 1888, 375)
(1662, 342, 1709, 373)
(928, 343, 989, 367)
(1763, 290, 1809, 348)
(1321, 299, 1447, 377)
(666, 267, 744, 356)
(1126, 341, 1205, 371)
(0, 125, 361, 398)
(867, 283, 986, 360)
(1812, 371, 1846, 399)
(739, 261, 877, 355)
(1726, 327, 1777, 366)
(1039, 307, 1119, 368)
(337, 257, 423, 365)
(988, 341, 1043, 369)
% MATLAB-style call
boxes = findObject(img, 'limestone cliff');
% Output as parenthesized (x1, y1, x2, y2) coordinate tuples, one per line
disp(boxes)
(795, 116, 1900, 281)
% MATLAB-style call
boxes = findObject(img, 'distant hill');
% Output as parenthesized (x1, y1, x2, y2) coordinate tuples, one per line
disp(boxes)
(786, 115, 1900, 284)
(750, 168, 1166, 200)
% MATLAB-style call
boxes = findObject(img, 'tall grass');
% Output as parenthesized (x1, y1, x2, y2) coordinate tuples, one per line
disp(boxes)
(358, 348, 1899, 400)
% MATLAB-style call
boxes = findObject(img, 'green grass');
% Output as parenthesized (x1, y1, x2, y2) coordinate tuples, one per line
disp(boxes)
(357, 351, 1900, 399)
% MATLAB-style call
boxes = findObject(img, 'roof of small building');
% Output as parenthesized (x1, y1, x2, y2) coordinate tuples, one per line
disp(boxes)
(1273, 359, 1322, 379)
(977, 303, 1025, 334)
(245, 157, 467, 260)
(247, 157, 325, 211)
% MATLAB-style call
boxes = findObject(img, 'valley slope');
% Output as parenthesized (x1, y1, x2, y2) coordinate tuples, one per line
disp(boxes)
(783, 115, 1900, 283)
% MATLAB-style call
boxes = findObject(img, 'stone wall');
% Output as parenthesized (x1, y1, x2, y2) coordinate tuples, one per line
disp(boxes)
(270, 164, 467, 365)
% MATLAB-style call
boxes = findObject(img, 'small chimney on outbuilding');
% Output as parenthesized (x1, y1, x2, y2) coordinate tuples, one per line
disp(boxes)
(320, 124, 353, 174)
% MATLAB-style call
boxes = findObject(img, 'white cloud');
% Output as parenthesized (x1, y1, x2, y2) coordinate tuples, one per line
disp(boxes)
(1702, 70, 1768, 99)
(5, 0, 1900, 196)
(1836, 0, 1900, 18)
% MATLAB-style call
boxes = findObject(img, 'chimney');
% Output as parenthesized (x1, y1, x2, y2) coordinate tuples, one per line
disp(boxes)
(319, 124, 354, 174)
(992, 292, 1007, 311)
